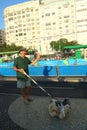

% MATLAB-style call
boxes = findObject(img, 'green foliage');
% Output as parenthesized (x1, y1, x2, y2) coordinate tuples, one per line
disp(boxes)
(50, 38, 79, 51)
(50, 41, 57, 50)
(0, 43, 23, 52)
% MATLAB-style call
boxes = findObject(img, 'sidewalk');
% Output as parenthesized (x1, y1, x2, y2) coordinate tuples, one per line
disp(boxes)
(0, 93, 24, 130)
(1, 76, 87, 82)
(8, 95, 87, 130)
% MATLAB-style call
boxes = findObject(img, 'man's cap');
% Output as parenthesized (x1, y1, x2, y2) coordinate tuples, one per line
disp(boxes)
(19, 48, 27, 53)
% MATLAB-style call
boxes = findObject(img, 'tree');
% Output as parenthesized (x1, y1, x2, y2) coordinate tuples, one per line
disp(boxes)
(68, 40, 79, 46)
(0, 43, 23, 52)
(57, 38, 68, 50)
(50, 41, 57, 50)
(50, 38, 79, 51)
(50, 38, 68, 51)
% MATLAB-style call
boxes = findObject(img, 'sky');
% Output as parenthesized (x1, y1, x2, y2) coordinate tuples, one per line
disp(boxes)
(0, 0, 30, 30)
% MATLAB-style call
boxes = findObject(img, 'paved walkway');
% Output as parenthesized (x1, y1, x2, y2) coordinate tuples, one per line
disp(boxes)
(8, 96, 87, 130)
(0, 93, 24, 130)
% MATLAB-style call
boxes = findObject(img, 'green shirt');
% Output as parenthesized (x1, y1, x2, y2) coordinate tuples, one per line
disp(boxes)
(14, 56, 31, 80)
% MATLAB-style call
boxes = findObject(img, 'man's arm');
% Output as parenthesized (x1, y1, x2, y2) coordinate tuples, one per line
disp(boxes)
(31, 53, 40, 65)
(13, 66, 24, 73)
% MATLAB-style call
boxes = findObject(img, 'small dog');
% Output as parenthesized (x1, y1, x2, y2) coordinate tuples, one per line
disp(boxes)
(48, 98, 71, 119)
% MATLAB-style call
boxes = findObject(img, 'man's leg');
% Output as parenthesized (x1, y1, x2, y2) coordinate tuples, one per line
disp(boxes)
(17, 80, 29, 104)
(25, 86, 31, 101)
(20, 88, 26, 99)
(20, 88, 29, 104)
(25, 79, 32, 101)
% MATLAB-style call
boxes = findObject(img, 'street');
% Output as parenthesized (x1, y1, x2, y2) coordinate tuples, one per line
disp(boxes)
(0, 80, 87, 98)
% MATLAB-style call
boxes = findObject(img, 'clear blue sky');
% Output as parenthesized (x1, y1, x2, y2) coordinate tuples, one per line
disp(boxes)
(0, 0, 30, 30)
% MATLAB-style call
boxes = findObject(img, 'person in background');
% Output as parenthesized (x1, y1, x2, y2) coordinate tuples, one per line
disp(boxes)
(13, 48, 40, 105)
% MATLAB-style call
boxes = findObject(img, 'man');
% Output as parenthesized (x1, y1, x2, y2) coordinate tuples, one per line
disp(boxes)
(13, 48, 40, 104)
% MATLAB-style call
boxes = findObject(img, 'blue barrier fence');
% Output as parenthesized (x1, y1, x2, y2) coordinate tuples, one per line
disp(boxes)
(0, 61, 87, 76)
(58, 65, 87, 76)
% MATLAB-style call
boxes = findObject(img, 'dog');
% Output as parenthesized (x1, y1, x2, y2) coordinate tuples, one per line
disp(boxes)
(48, 98, 71, 119)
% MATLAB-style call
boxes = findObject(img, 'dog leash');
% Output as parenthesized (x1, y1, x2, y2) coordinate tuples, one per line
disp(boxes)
(23, 71, 52, 98)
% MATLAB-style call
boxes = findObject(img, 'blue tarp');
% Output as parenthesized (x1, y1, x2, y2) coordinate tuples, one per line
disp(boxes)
(0, 59, 87, 76)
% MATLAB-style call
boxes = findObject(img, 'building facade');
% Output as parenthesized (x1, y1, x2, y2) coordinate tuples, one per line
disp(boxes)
(75, 0, 87, 44)
(0, 29, 5, 45)
(4, 0, 87, 54)
(39, 0, 76, 53)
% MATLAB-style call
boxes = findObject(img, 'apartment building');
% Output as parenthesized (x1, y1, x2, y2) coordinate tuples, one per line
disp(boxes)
(4, 0, 87, 54)
(40, 0, 76, 53)
(4, 0, 41, 50)
(75, 0, 87, 44)
(0, 29, 5, 45)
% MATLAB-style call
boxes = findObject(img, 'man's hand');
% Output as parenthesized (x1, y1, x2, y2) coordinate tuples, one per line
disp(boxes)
(30, 53, 41, 66)
(19, 69, 24, 73)
(36, 53, 40, 60)
(14, 66, 24, 73)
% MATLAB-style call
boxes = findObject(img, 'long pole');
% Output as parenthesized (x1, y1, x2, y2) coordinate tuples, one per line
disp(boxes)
(23, 71, 52, 98)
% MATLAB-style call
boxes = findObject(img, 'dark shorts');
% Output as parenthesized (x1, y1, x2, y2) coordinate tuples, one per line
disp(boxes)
(17, 79, 31, 88)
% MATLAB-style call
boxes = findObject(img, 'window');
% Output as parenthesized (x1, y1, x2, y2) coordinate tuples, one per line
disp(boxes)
(45, 13, 50, 16)
(19, 33, 22, 36)
(8, 17, 13, 21)
(64, 16, 70, 18)
(52, 12, 55, 15)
